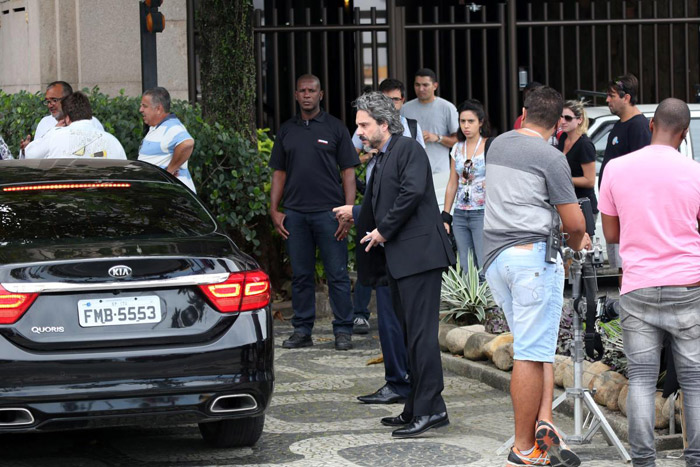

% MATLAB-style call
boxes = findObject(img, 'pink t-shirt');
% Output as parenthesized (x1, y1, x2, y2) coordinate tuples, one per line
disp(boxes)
(598, 144, 700, 294)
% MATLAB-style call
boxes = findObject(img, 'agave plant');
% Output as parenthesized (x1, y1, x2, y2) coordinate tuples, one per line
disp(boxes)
(440, 253, 496, 325)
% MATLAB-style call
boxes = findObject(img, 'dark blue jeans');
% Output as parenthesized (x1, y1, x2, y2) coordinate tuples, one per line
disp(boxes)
(353, 282, 410, 397)
(284, 209, 353, 336)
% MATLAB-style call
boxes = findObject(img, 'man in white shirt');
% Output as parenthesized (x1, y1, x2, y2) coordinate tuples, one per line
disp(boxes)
(401, 69, 459, 211)
(24, 92, 126, 160)
(20, 81, 104, 152)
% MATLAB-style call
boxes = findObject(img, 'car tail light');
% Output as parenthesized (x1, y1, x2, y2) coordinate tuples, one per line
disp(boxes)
(0, 285, 38, 324)
(199, 270, 271, 313)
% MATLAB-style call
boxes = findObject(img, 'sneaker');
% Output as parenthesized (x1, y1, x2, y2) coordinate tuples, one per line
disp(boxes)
(282, 332, 313, 349)
(505, 447, 550, 466)
(335, 332, 353, 350)
(353, 317, 370, 334)
(535, 420, 580, 467)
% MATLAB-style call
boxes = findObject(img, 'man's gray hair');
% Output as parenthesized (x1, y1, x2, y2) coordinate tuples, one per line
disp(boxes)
(353, 92, 404, 135)
(143, 86, 171, 113)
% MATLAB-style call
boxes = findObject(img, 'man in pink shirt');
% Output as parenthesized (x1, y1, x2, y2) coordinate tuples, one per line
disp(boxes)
(599, 97, 700, 467)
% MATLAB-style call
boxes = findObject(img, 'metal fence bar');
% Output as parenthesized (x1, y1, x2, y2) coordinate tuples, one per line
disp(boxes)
(288, 11, 296, 116)
(449, 6, 457, 101)
(417, 7, 424, 69)
(322, 7, 329, 113)
(685, 0, 690, 101)
(654, 1, 660, 100)
(544, 3, 549, 86)
(500, 2, 509, 132)
(669, 0, 675, 96)
(575, 3, 581, 94)
(466, 7, 473, 98)
(559, 3, 565, 95)
(371, 7, 378, 89)
(622, 1, 628, 74)
(606, 2, 612, 84)
(272, 9, 280, 130)
(338, 7, 347, 121)
(433, 6, 440, 83)
(483, 5, 490, 118)
(354, 7, 363, 96)
(254, 9, 264, 128)
(591, 3, 597, 103)
(305, 8, 312, 73)
(527, 3, 533, 83)
(638, 1, 644, 102)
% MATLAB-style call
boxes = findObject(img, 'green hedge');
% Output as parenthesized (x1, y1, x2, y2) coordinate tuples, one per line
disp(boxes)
(0, 87, 274, 260)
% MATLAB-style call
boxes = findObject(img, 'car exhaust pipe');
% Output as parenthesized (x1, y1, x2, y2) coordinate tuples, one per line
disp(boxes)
(209, 394, 258, 414)
(0, 408, 34, 426)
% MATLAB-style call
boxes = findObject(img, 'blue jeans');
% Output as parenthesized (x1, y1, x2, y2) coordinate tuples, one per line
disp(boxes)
(284, 209, 353, 336)
(452, 208, 484, 271)
(620, 286, 700, 467)
(353, 281, 371, 321)
(353, 282, 410, 397)
(485, 242, 564, 363)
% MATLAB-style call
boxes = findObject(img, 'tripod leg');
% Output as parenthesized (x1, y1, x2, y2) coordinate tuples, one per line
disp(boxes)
(582, 391, 632, 462)
(496, 435, 514, 455)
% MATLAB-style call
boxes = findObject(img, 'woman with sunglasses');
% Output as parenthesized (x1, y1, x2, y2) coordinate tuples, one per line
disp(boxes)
(442, 99, 491, 275)
(557, 100, 597, 216)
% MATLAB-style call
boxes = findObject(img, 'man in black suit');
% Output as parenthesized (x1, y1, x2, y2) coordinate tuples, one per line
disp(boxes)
(334, 92, 455, 438)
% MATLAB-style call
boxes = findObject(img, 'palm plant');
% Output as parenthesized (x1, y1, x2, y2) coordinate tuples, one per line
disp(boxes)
(440, 253, 496, 324)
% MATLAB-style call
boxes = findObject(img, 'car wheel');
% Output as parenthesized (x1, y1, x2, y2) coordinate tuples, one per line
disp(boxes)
(198, 415, 265, 448)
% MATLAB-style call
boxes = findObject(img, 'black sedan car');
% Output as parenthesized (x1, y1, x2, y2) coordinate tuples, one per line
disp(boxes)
(0, 159, 274, 447)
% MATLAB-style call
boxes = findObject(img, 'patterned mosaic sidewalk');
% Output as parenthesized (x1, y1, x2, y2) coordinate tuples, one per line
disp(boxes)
(1, 318, 687, 466)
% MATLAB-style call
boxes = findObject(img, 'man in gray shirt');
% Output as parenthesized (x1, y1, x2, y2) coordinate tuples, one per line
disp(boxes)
(402, 68, 458, 211)
(483, 86, 589, 467)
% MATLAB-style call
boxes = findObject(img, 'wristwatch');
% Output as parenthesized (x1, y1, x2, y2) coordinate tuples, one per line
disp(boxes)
(437, 135, 443, 144)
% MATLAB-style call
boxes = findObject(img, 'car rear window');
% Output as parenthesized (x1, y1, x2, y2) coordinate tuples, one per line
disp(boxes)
(0, 182, 216, 242)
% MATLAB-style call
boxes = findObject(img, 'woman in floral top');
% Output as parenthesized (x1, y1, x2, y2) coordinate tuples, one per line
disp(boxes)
(442, 99, 491, 273)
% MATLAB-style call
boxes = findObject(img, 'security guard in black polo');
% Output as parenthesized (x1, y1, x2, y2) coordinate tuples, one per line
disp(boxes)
(269, 74, 360, 351)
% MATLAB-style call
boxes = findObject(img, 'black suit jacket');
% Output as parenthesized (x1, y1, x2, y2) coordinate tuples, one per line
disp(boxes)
(356, 135, 455, 285)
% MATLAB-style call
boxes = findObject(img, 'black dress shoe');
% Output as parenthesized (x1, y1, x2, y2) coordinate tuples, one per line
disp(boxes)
(358, 384, 406, 404)
(380, 413, 412, 427)
(391, 412, 449, 438)
(282, 332, 313, 349)
(335, 333, 353, 350)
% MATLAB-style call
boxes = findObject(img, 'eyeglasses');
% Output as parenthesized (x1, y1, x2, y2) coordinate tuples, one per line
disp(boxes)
(389, 97, 402, 102)
(42, 98, 61, 106)
(561, 115, 576, 122)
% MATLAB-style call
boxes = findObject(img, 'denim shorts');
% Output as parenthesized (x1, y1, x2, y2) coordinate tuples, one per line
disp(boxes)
(485, 242, 565, 363)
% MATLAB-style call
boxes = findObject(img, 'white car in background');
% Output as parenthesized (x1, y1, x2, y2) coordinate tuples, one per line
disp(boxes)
(585, 103, 700, 275)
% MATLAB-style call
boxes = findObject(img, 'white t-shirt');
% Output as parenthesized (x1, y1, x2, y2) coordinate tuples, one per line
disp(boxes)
(24, 120, 126, 160)
(35, 114, 104, 140)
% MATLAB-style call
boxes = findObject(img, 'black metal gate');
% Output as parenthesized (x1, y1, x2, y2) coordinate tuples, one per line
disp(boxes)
(253, 0, 700, 135)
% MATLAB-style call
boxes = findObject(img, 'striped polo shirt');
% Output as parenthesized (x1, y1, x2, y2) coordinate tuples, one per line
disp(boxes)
(138, 114, 196, 192)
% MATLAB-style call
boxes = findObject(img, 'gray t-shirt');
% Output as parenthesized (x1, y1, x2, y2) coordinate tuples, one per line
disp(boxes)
(402, 97, 458, 174)
(483, 130, 577, 271)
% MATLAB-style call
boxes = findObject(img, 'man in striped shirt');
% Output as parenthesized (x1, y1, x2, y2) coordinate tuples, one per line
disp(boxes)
(138, 87, 196, 192)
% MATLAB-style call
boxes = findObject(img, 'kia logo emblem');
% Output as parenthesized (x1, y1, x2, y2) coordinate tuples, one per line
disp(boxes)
(108, 265, 132, 278)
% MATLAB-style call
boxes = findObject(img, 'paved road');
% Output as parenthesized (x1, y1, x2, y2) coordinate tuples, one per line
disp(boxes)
(2, 318, 686, 466)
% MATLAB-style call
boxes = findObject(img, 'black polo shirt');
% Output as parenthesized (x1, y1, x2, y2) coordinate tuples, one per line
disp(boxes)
(269, 110, 359, 212)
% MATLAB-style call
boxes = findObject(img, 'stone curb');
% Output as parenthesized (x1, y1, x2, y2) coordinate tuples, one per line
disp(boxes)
(441, 352, 684, 452)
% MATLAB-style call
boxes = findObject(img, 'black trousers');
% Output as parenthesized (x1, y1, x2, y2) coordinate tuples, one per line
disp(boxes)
(387, 266, 446, 417)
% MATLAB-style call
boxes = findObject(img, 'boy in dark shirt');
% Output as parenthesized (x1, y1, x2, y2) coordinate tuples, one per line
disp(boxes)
(600, 74, 651, 279)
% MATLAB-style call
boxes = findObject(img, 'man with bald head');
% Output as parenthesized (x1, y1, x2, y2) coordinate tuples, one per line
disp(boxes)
(599, 97, 700, 467)
(269, 74, 359, 351)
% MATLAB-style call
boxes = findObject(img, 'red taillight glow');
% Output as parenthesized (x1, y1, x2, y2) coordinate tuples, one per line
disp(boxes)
(198, 270, 271, 313)
(3, 183, 131, 192)
(0, 285, 38, 324)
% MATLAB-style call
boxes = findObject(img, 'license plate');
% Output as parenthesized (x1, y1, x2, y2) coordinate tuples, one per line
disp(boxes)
(78, 296, 162, 328)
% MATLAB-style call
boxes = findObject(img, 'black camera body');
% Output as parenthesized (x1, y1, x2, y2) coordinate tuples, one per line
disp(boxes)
(545, 227, 561, 264)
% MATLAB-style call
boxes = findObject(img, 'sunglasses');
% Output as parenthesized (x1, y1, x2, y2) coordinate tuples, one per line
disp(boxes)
(561, 115, 577, 122)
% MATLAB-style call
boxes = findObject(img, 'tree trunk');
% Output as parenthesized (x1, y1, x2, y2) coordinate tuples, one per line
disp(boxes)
(197, 0, 256, 141)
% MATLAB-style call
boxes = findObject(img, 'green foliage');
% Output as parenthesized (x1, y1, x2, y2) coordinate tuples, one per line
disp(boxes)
(598, 318, 628, 374)
(440, 254, 496, 325)
(0, 87, 273, 259)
